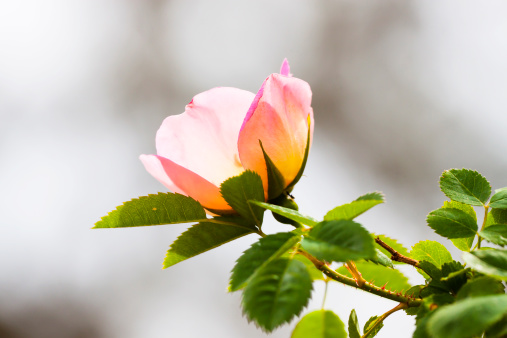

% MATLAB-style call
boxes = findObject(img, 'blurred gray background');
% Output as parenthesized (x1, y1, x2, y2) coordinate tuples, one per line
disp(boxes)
(1, 1, 507, 337)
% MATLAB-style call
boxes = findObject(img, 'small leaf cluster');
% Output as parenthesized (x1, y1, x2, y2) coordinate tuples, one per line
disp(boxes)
(411, 169, 507, 337)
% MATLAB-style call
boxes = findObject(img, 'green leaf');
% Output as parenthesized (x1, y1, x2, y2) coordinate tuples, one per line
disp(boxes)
(220, 170, 265, 227)
(291, 310, 347, 338)
(404, 286, 424, 316)
(250, 200, 318, 227)
(324, 193, 384, 221)
(463, 249, 507, 280)
(426, 207, 478, 239)
(485, 315, 507, 337)
(301, 220, 376, 263)
(480, 224, 507, 246)
(163, 220, 255, 268)
(242, 258, 313, 332)
(94, 193, 206, 228)
(363, 316, 383, 338)
(367, 248, 394, 268)
(336, 262, 410, 292)
(229, 232, 301, 291)
(442, 201, 476, 251)
(490, 187, 507, 209)
(456, 276, 505, 300)
(439, 168, 491, 206)
(439, 261, 467, 294)
(427, 295, 507, 338)
(259, 140, 286, 200)
(286, 115, 311, 192)
(348, 309, 361, 338)
(292, 254, 325, 280)
(486, 208, 507, 228)
(410, 241, 453, 269)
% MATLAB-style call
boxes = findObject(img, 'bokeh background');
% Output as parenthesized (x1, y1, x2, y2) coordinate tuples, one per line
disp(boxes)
(2, 1, 507, 337)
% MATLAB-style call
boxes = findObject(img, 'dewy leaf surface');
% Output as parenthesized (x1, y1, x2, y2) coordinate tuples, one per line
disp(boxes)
(439, 168, 491, 206)
(220, 170, 265, 227)
(250, 200, 318, 227)
(229, 232, 301, 291)
(348, 309, 361, 338)
(324, 192, 384, 221)
(163, 220, 255, 268)
(427, 295, 507, 338)
(490, 187, 507, 209)
(94, 193, 206, 228)
(292, 310, 347, 338)
(242, 258, 312, 332)
(426, 207, 478, 239)
(301, 220, 376, 262)
(410, 240, 453, 269)
(463, 249, 507, 280)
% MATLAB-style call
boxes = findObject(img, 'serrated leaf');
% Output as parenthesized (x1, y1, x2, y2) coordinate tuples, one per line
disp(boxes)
(292, 254, 325, 280)
(463, 249, 507, 280)
(324, 193, 384, 221)
(229, 232, 301, 291)
(249, 200, 318, 227)
(291, 310, 347, 338)
(442, 201, 476, 251)
(336, 262, 411, 292)
(242, 258, 313, 332)
(490, 187, 507, 209)
(348, 309, 361, 338)
(373, 234, 410, 265)
(259, 140, 286, 200)
(363, 316, 383, 338)
(428, 295, 507, 338)
(440, 168, 491, 206)
(163, 220, 255, 268)
(301, 220, 376, 263)
(439, 261, 467, 294)
(220, 171, 265, 227)
(426, 207, 478, 239)
(456, 276, 505, 300)
(486, 208, 507, 228)
(410, 241, 453, 269)
(480, 224, 507, 246)
(286, 115, 311, 192)
(94, 193, 206, 228)
(367, 248, 394, 268)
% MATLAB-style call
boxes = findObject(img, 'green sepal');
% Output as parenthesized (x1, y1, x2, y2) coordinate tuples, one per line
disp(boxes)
(324, 192, 384, 221)
(163, 219, 256, 268)
(242, 258, 313, 332)
(291, 310, 347, 338)
(463, 249, 507, 280)
(259, 140, 286, 200)
(301, 220, 376, 263)
(220, 170, 265, 228)
(270, 194, 301, 226)
(249, 200, 318, 227)
(229, 232, 301, 291)
(490, 187, 507, 209)
(348, 309, 361, 338)
(439, 168, 491, 206)
(286, 115, 311, 191)
(94, 192, 206, 228)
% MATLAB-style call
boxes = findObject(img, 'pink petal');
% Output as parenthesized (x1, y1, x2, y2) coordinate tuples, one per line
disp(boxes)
(140, 154, 231, 211)
(156, 87, 255, 188)
(280, 58, 291, 76)
(238, 74, 313, 192)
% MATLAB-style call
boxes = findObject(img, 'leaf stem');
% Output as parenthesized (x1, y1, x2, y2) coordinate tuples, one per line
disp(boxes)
(321, 279, 329, 309)
(361, 302, 408, 338)
(375, 237, 420, 267)
(477, 205, 489, 249)
(298, 250, 422, 307)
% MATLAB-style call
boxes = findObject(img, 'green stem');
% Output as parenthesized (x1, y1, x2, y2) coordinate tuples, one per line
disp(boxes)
(361, 303, 408, 338)
(321, 279, 329, 309)
(299, 250, 422, 307)
(478, 205, 489, 249)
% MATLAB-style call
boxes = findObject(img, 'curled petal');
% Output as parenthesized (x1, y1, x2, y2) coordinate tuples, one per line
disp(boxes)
(238, 73, 313, 193)
(155, 87, 255, 187)
(140, 154, 231, 211)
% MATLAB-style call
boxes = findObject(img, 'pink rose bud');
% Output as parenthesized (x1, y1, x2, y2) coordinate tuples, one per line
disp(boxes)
(140, 60, 313, 213)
